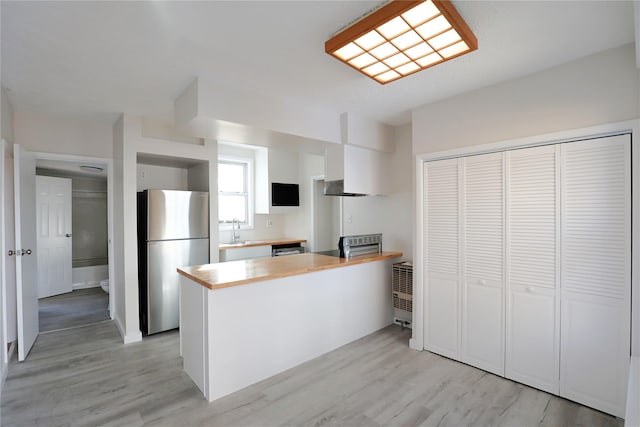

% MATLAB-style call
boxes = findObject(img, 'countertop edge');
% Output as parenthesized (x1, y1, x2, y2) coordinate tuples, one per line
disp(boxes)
(178, 252, 403, 291)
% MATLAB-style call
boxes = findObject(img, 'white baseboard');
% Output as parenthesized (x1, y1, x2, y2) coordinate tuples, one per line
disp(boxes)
(114, 315, 142, 344)
(409, 338, 423, 351)
(626, 356, 640, 426)
(2, 341, 15, 387)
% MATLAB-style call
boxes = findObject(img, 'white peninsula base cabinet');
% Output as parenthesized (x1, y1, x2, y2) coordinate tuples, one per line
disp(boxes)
(178, 252, 400, 402)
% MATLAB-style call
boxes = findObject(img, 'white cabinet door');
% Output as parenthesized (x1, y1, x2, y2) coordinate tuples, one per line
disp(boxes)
(461, 152, 504, 376)
(505, 145, 559, 394)
(424, 158, 460, 359)
(560, 135, 630, 417)
(219, 245, 272, 262)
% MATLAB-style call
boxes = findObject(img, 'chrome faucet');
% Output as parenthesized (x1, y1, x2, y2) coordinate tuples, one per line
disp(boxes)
(232, 218, 240, 243)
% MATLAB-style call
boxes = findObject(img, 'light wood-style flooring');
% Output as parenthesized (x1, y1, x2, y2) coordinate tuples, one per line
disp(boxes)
(39, 287, 109, 332)
(1, 322, 622, 426)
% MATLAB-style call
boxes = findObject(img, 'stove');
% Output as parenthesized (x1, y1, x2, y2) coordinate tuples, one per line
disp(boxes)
(315, 234, 383, 259)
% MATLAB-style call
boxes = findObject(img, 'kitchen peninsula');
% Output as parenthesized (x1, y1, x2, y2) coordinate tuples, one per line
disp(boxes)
(177, 251, 402, 402)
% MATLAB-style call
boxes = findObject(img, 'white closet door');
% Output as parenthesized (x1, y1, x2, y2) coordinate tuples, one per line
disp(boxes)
(461, 152, 505, 376)
(424, 158, 460, 359)
(560, 135, 630, 418)
(505, 145, 559, 394)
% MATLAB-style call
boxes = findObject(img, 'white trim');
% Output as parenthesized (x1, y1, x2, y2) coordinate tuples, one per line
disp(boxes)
(32, 152, 116, 324)
(410, 155, 424, 351)
(635, 1, 640, 69)
(413, 119, 640, 357)
(2, 342, 15, 384)
(218, 154, 254, 229)
(0, 139, 8, 386)
(114, 314, 142, 344)
(418, 120, 637, 162)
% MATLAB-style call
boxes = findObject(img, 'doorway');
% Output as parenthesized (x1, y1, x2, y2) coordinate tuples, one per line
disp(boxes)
(35, 159, 111, 332)
(310, 176, 341, 252)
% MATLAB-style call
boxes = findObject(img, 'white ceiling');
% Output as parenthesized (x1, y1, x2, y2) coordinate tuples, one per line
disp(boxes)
(1, 1, 636, 127)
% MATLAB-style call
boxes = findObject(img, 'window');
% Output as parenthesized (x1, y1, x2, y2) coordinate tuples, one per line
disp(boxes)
(218, 158, 251, 225)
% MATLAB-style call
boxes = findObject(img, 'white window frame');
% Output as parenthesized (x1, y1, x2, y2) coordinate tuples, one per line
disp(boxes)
(218, 155, 254, 230)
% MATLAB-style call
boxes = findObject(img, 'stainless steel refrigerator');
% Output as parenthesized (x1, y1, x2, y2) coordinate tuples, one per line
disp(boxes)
(137, 190, 209, 335)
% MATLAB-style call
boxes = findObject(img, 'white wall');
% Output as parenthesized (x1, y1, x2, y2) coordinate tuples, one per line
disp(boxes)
(413, 44, 639, 154)
(136, 164, 188, 191)
(112, 116, 129, 341)
(2, 87, 14, 143)
(342, 124, 413, 261)
(14, 111, 113, 158)
(284, 153, 324, 243)
(114, 114, 217, 343)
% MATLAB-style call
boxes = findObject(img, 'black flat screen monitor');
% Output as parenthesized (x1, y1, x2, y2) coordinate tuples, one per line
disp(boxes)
(272, 182, 299, 207)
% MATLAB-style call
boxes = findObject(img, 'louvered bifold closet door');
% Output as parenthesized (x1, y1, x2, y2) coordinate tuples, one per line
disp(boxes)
(560, 135, 630, 418)
(505, 145, 559, 395)
(462, 152, 505, 376)
(424, 158, 460, 359)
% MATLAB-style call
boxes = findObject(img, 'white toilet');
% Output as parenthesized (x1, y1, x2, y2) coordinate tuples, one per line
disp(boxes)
(100, 279, 109, 294)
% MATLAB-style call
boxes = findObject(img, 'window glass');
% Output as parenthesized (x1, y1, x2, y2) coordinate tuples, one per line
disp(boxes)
(218, 194, 247, 223)
(218, 163, 245, 193)
(218, 159, 249, 224)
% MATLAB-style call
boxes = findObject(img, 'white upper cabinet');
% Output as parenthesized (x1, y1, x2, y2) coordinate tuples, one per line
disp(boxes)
(424, 158, 460, 359)
(505, 145, 559, 394)
(461, 152, 505, 376)
(560, 135, 630, 418)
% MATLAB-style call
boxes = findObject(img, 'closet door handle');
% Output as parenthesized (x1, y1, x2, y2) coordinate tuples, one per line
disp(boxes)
(66, 234, 72, 238)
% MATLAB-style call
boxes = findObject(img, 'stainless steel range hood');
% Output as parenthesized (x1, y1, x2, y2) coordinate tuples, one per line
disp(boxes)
(323, 179, 367, 197)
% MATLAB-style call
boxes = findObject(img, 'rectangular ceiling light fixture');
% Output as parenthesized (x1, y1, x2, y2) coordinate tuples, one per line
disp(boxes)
(325, 0, 477, 84)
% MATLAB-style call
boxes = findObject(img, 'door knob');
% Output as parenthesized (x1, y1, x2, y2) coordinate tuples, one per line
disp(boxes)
(65, 234, 72, 238)
(8, 250, 15, 256)
(21, 249, 32, 256)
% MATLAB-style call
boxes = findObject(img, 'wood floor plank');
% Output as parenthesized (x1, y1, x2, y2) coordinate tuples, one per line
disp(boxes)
(1, 322, 623, 427)
(39, 287, 109, 332)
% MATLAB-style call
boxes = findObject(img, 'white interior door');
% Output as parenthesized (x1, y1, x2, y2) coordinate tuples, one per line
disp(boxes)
(461, 152, 505, 376)
(14, 144, 38, 361)
(505, 145, 560, 394)
(36, 176, 72, 298)
(424, 158, 460, 359)
(2, 142, 16, 355)
(560, 135, 630, 417)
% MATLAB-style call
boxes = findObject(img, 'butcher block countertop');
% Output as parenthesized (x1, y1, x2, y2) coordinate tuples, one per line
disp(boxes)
(219, 238, 306, 250)
(177, 251, 402, 290)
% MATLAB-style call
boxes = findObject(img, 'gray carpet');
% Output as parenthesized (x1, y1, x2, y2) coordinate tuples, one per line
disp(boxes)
(39, 287, 109, 332)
